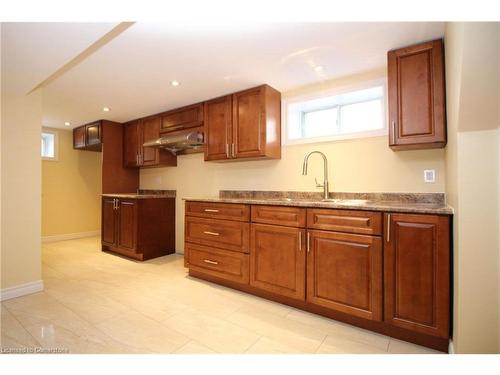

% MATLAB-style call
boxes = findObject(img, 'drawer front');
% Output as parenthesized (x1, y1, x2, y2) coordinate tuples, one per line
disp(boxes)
(307, 208, 382, 235)
(187, 243, 249, 284)
(185, 201, 250, 222)
(185, 216, 250, 253)
(251, 205, 306, 227)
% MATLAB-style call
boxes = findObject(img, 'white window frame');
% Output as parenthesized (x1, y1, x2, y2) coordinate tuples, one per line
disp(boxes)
(282, 77, 388, 146)
(41, 128, 59, 161)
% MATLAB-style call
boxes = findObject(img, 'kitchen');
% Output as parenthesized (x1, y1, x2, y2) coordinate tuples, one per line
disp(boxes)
(1, 5, 499, 372)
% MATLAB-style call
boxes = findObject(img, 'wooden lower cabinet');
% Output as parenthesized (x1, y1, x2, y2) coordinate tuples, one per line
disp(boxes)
(184, 200, 451, 352)
(307, 230, 383, 321)
(102, 197, 175, 260)
(384, 213, 450, 338)
(250, 224, 306, 300)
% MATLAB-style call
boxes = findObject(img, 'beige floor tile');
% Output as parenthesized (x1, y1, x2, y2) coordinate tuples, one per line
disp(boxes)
(96, 310, 189, 353)
(174, 340, 218, 354)
(161, 308, 260, 353)
(387, 338, 442, 354)
(316, 334, 387, 354)
(286, 309, 390, 351)
(0, 305, 40, 349)
(4, 293, 138, 354)
(226, 304, 326, 353)
(245, 336, 308, 354)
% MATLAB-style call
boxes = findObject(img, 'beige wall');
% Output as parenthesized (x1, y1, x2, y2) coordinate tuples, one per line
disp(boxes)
(1, 89, 43, 289)
(140, 69, 446, 252)
(445, 22, 500, 353)
(42, 128, 101, 237)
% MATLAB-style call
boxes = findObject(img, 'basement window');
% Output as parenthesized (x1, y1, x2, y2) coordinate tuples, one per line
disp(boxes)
(41, 130, 58, 160)
(283, 80, 387, 145)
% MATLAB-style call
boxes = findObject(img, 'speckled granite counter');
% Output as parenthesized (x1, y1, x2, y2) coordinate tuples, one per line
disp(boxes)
(102, 189, 176, 199)
(183, 190, 453, 215)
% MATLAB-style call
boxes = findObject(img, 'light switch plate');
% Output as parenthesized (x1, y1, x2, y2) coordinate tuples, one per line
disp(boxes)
(424, 169, 436, 183)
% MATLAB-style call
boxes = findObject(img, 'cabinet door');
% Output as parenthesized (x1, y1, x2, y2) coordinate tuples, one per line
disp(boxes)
(204, 95, 232, 161)
(102, 198, 117, 245)
(85, 122, 101, 146)
(161, 103, 203, 132)
(307, 230, 383, 321)
(123, 121, 140, 167)
(73, 126, 86, 149)
(388, 39, 446, 149)
(117, 199, 137, 250)
(141, 117, 160, 166)
(250, 224, 306, 300)
(384, 213, 449, 338)
(232, 87, 265, 158)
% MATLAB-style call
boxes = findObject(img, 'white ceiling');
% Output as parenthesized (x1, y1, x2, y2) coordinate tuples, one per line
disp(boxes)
(5, 22, 445, 129)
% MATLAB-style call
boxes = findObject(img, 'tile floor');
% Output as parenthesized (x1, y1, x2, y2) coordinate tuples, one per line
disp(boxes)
(1, 236, 441, 354)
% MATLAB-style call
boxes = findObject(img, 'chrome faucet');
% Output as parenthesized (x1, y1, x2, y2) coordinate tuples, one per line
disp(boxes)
(302, 151, 330, 200)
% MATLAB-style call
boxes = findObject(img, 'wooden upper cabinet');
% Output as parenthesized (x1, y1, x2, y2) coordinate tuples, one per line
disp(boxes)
(204, 95, 232, 161)
(85, 122, 101, 146)
(123, 120, 140, 167)
(307, 230, 383, 321)
(73, 126, 86, 149)
(384, 213, 450, 338)
(123, 117, 177, 168)
(204, 84, 281, 161)
(73, 121, 102, 151)
(250, 223, 306, 300)
(388, 39, 446, 150)
(141, 117, 160, 166)
(161, 103, 203, 132)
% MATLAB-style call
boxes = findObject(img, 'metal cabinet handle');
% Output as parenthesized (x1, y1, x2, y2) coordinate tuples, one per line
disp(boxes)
(203, 259, 219, 265)
(386, 214, 391, 242)
(307, 232, 311, 253)
(203, 231, 220, 236)
(204, 209, 220, 213)
(298, 231, 302, 251)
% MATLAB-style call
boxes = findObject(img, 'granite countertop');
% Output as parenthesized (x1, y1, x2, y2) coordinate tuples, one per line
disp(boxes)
(102, 189, 176, 199)
(183, 190, 454, 215)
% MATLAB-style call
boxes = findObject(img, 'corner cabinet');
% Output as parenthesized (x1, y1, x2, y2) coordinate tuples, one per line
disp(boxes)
(102, 196, 176, 261)
(388, 39, 446, 150)
(123, 117, 177, 168)
(73, 121, 102, 151)
(204, 85, 281, 161)
(384, 213, 450, 338)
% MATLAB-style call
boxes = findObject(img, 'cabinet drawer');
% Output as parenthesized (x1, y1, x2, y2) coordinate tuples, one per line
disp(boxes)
(185, 201, 250, 221)
(307, 208, 382, 235)
(187, 243, 249, 284)
(185, 216, 250, 253)
(251, 205, 306, 227)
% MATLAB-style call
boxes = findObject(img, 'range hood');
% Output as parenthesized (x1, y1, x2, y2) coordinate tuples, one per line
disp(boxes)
(143, 130, 204, 155)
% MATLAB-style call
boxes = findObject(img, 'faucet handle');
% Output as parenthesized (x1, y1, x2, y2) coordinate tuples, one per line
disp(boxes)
(315, 178, 324, 188)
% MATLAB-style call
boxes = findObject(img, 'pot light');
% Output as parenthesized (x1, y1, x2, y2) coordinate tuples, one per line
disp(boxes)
(314, 65, 324, 72)
(64, 122, 71, 126)
(103, 107, 110, 112)
(170, 80, 180, 87)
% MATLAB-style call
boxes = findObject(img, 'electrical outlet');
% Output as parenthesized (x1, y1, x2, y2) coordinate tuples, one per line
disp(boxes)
(424, 169, 436, 183)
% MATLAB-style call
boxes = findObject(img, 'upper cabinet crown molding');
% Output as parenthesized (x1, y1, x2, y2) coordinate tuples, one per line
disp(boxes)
(388, 39, 446, 150)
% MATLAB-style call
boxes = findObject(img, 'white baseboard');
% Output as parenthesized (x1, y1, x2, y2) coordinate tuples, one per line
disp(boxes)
(448, 339, 455, 354)
(0, 280, 44, 302)
(42, 230, 100, 243)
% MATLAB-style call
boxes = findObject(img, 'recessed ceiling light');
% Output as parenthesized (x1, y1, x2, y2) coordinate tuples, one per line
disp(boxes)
(103, 107, 110, 112)
(64, 122, 71, 126)
(170, 80, 180, 87)
(314, 65, 324, 72)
